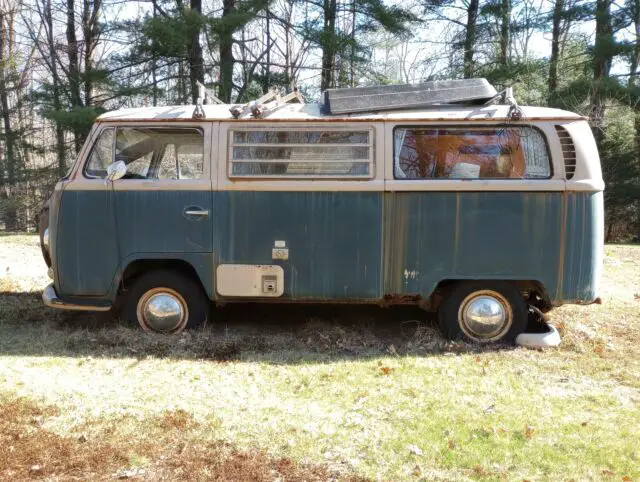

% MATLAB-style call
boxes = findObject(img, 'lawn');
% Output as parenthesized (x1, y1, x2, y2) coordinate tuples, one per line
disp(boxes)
(0, 234, 638, 481)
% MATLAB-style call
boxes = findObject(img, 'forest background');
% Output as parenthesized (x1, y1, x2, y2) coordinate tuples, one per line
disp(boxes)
(0, 0, 638, 240)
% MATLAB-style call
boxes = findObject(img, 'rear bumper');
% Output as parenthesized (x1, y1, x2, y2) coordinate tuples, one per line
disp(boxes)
(42, 283, 112, 312)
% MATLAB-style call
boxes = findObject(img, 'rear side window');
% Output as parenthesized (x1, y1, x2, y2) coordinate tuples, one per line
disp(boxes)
(228, 128, 374, 178)
(84, 127, 204, 180)
(393, 126, 551, 180)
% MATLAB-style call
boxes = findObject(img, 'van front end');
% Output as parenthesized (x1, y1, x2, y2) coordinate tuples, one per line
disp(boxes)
(40, 182, 113, 312)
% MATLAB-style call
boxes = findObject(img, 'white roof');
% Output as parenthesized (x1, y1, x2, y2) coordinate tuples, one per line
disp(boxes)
(97, 103, 584, 122)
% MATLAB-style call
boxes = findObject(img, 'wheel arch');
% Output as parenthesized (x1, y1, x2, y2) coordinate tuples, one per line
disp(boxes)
(425, 278, 552, 312)
(114, 256, 212, 301)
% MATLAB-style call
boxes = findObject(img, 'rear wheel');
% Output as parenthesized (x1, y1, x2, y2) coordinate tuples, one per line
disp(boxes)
(438, 281, 527, 344)
(123, 270, 208, 334)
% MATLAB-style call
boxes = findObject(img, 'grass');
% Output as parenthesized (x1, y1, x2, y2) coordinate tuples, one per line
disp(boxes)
(0, 234, 639, 481)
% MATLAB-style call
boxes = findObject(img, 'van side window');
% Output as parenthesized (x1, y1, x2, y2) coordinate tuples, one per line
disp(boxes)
(85, 127, 204, 180)
(85, 128, 115, 178)
(393, 126, 550, 180)
(229, 129, 373, 178)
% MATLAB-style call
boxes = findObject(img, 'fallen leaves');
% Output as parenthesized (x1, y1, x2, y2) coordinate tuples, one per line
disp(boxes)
(523, 425, 535, 440)
(376, 361, 394, 375)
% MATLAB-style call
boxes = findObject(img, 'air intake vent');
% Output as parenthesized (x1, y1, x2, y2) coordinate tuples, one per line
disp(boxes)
(555, 126, 576, 180)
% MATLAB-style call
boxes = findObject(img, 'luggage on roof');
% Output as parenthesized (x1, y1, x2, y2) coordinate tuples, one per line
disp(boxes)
(323, 78, 498, 115)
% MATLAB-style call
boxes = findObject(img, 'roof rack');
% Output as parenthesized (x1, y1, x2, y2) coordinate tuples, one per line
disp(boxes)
(230, 87, 304, 119)
(192, 81, 224, 119)
(322, 78, 498, 115)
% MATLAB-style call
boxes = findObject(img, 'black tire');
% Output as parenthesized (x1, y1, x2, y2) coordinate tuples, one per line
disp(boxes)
(438, 281, 527, 344)
(123, 269, 208, 334)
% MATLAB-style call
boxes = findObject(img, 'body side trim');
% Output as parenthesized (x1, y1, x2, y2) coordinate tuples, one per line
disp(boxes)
(64, 178, 213, 191)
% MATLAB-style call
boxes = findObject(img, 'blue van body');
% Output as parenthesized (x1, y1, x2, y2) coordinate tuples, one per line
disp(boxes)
(42, 103, 604, 325)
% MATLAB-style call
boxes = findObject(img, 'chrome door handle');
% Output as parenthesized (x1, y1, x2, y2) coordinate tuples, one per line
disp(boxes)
(184, 208, 210, 218)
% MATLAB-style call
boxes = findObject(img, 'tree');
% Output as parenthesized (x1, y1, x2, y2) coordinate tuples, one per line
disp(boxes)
(549, 0, 565, 97)
(308, 0, 417, 91)
(590, 0, 614, 147)
(463, 0, 479, 78)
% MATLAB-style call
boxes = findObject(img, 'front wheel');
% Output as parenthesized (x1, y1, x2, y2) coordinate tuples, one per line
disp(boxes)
(438, 281, 527, 344)
(123, 270, 208, 334)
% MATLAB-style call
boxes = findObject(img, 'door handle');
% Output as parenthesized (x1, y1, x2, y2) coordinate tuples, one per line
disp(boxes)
(184, 207, 210, 219)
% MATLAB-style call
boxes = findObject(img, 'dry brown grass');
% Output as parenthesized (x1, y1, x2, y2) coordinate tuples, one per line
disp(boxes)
(0, 396, 368, 481)
(0, 397, 131, 480)
(1, 236, 639, 481)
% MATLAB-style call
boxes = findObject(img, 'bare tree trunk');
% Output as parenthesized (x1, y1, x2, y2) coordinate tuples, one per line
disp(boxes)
(67, 0, 83, 153)
(548, 0, 564, 98)
(264, 5, 271, 93)
(0, 12, 14, 186)
(152, 0, 158, 106)
(188, 0, 204, 104)
(349, 0, 356, 87)
(283, 1, 293, 86)
(320, 0, 337, 91)
(628, 0, 640, 157)
(219, 0, 235, 102)
(590, 0, 613, 148)
(499, 0, 510, 66)
(0, 11, 18, 230)
(41, 0, 67, 176)
(463, 0, 479, 79)
(82, 0, 100, 108)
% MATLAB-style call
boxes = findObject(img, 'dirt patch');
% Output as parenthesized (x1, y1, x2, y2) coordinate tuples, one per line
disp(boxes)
(0, 396, 368, 481)
(0, 397, 131, 480)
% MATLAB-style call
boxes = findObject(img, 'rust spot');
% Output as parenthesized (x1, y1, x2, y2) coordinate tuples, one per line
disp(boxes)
(383, 293, 423, 305)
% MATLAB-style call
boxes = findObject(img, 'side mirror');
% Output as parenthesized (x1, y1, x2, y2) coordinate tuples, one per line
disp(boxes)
(106, 161, 126, 181)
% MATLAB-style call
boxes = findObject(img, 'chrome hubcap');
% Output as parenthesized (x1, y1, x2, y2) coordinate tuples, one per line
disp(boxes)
(137, 288, 188, 333)
(458, 291, 512, 341)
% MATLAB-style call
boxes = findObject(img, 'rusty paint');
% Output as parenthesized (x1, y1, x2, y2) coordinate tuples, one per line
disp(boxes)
(383, 293, 423, 304)
(555, 191, 568, 301)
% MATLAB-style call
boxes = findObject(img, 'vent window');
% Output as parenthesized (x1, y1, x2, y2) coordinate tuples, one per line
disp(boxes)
(228, 128, 374, 178)
(555, 126, 576, 180)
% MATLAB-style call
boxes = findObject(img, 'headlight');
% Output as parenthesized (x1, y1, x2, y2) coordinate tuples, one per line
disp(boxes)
(43, 228, 50, 252)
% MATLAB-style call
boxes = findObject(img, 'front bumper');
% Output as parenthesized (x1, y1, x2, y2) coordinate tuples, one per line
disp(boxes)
(43, 283, 112, 312)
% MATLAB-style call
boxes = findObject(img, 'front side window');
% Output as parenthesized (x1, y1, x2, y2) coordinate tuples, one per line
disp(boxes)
(84, 127, 205, 180)
(229, 129, 373, 178)
(393, 126, 550, 180)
